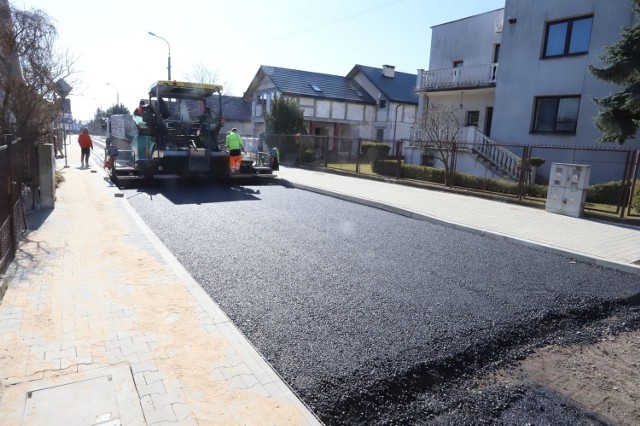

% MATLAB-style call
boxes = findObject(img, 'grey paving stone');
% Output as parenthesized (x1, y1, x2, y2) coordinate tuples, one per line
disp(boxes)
(150, 391, 182, 410)
(143, 371, 164, 385)
(135, 380, 166, 397)
(171, 403, 192, 421)
(144, 404, 178, 424)
(130, 362, 158, 375)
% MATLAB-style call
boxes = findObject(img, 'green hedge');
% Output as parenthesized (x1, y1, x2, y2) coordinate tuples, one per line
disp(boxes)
(587, 180, 640, 211)
(586, 181, 622, 204)
(362, 143, 391, 162)
(401, 163, 445, 184)
(373, 160, 547, 198)
(301, 149, 315, 163)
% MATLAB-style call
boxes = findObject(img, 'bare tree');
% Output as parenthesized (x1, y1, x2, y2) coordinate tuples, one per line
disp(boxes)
(0, 1, 76, 141)
(185, 62, 234, 94)
(411, 102, 464, 187)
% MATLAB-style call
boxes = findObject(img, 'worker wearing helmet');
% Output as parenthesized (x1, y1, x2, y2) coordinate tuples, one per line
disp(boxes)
(225, 128, 246, 173)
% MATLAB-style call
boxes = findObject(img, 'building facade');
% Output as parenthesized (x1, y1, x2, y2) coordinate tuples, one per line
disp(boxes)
(415, 0, 639, 183)
(243, 65, 418, 142)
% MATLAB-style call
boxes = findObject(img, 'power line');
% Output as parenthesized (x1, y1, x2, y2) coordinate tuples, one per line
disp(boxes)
(267, 0, 407, 44)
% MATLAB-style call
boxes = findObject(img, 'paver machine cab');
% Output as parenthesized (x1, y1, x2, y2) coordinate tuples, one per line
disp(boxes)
(105, 80, 275, 184)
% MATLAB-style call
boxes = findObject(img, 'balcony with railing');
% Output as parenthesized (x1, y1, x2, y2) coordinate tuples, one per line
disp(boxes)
(418, 63, 498, 91)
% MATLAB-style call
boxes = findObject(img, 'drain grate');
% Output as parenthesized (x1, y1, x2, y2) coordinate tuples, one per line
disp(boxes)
(23, 375, 121, 425)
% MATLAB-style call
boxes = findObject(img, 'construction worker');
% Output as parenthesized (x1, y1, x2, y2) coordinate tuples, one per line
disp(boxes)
(270, 146, 280, 171)
(225, 128, 246, 173)
(78, 128, 93, 168)
(133, 100, 146, 116)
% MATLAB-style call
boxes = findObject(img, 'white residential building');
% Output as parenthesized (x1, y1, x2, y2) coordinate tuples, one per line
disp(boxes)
(415, 0, 639, 183)
(243, 65, 418, 142)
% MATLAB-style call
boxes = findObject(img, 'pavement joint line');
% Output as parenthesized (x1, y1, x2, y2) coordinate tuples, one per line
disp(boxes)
(287, 181, 640, 276)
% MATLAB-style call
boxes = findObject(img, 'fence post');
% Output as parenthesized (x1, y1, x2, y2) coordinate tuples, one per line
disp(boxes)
(356, 138, 361, 174)
(7, 138, 16, 261)
(324, 137, 328, 169)
(448, 142, 458, 187)
(396, 139, 401, 179)
(628, 149, 640, 217)
(517, 145, 530, 200)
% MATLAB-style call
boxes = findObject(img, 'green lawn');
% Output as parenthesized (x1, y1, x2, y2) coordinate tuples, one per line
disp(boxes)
(327, 162, 373, 174)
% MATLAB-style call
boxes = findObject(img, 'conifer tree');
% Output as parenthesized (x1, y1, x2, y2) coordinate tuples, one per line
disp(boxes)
(589, 0, 640, 144)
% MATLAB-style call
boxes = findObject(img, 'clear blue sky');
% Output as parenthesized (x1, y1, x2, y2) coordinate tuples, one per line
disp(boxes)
(17, 0, 504, 120)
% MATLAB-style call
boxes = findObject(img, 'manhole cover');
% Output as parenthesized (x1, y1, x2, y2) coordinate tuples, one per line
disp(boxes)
(23, 375, 121, 425)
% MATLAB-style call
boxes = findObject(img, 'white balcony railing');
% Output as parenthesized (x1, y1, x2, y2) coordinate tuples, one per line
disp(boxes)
(418, 64, 498, 91)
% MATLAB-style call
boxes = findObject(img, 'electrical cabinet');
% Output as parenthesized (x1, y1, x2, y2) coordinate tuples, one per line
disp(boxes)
(545, 163, 591, 218)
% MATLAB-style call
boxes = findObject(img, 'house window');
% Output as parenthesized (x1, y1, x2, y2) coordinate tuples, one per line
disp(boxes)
(453, 60, 464, 68)
(467, 111, 480, 126)
(421, 154, 434, 167)
(543, 15, 593, 58)
(379, 99, 387, 109)
(376, 128, 384, 141)
(532, 96, 580, 133)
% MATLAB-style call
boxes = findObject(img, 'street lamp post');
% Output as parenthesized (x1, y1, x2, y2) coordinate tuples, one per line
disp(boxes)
(105, 82, 119, 107)
(148, 31, 171, 80)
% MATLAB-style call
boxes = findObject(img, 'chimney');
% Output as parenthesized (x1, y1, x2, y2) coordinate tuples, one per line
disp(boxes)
(382, 64, 395, 78)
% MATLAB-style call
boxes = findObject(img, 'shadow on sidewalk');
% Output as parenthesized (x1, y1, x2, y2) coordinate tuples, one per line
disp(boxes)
(26, 208, 53, 231)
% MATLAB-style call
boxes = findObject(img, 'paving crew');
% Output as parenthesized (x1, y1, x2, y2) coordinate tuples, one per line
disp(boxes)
(225, 128, 246, 173)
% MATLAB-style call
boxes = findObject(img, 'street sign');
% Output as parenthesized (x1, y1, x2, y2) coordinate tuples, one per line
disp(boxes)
(54, 117, 74, 125)
(55, 79, 72, 98)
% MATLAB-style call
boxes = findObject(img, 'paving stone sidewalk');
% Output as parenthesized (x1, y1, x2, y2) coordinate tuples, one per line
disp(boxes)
(0, 138, 319, 425)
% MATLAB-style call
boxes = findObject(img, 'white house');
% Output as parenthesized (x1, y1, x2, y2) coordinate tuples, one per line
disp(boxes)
(414, 0, 639, 183)
(243, 65, 418, 142)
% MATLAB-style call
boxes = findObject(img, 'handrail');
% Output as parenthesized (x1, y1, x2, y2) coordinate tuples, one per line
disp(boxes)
(467, 127, 520, 180)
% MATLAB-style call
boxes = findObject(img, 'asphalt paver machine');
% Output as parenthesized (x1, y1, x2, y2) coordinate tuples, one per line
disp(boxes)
(105, 80, 275, 185)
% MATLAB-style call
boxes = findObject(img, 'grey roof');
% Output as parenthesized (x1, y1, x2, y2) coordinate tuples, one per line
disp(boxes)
(348, 65, 419, 105)
(251, 65, 376, 104)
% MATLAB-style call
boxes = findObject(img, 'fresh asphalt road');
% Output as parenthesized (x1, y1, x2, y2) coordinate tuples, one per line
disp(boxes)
(124, 181, 640, 424)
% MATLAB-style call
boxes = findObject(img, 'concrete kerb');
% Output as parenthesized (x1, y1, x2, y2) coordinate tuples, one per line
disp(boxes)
(286, 181, 640, 277)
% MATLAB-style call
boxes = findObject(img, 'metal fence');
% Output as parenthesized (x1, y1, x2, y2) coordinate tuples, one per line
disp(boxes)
(0, 137, 35, 275)
(262, 134, 640, 219)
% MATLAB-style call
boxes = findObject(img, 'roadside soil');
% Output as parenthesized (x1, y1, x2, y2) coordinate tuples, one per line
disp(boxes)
(497, 327, 640, 425)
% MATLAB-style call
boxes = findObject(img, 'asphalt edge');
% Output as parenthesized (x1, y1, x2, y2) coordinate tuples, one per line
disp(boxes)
(103, 173, 321, 424)
(287, 181, 640, 277)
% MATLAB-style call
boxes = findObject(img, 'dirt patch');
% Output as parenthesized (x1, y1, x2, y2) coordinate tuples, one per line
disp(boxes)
(499, 328, 640, 425)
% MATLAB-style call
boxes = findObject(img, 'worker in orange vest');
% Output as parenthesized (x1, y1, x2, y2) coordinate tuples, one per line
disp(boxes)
(225, 128, 246, 173)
